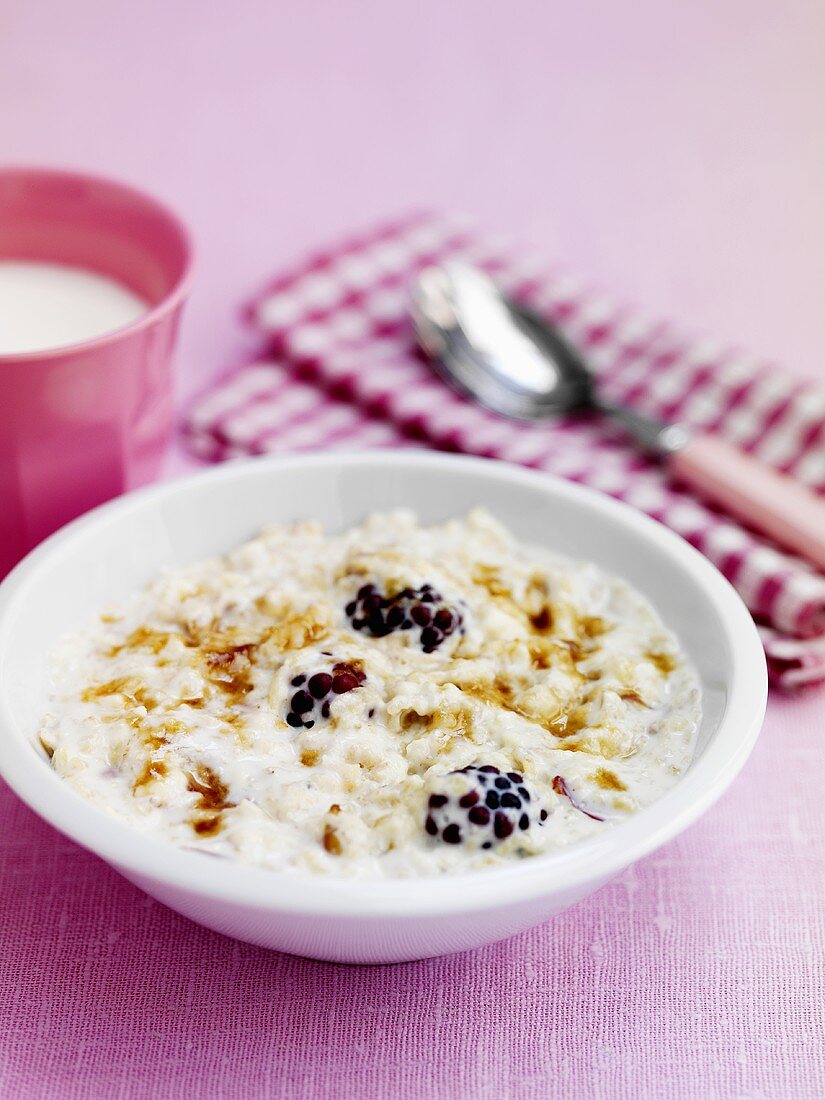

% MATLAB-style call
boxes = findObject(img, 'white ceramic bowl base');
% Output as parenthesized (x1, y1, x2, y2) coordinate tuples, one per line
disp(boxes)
(0, 453, 767, 963)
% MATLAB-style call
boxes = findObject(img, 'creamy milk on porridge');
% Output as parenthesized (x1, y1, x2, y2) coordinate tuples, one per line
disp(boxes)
(40, 509, 701, 877)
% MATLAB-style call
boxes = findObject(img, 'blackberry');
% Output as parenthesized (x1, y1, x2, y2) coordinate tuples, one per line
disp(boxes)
(551, 775, 605, 821)
(346, 582, 463, 652)
(424, 765, 545, 849)
(285, 661, 365, 730)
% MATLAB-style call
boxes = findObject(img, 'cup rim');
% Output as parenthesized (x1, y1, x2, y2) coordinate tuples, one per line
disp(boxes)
(0, 451, 767, 918)
(0, 165, 195, 364)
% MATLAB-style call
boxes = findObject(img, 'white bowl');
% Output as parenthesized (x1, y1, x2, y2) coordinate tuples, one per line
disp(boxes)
(0, 452, 766, 963)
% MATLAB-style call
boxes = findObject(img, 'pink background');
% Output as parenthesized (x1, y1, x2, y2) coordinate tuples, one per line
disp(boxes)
(1, 2, 824, 1097)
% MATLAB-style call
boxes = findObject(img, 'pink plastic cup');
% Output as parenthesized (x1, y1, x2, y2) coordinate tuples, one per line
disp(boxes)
(0, 167, 193, 576)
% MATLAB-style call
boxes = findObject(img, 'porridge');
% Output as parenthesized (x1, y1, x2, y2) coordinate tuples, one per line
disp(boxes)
(39, 509, 701, 877)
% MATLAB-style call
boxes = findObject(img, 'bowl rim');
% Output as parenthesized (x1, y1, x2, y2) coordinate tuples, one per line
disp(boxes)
(0, 165, 195, 363)
(0, 451, 767, 917)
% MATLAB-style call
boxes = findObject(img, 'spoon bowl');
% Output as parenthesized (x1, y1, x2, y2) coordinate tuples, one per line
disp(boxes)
(413, 263, 593, 420)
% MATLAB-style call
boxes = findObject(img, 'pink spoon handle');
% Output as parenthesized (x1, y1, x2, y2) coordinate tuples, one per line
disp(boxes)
(668, 433, 825, 571)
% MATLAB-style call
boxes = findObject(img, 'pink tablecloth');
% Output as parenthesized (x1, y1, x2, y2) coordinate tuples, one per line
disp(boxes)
(0, 689, 822, 1099)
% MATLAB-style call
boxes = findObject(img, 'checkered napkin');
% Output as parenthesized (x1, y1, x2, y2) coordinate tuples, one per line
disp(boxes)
(185, 212, 825, 689)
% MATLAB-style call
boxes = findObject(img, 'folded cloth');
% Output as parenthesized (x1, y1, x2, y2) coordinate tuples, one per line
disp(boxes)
(185, 212, 825, 689)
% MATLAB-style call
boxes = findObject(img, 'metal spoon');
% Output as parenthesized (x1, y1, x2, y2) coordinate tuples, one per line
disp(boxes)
(411, 262, 825, 572)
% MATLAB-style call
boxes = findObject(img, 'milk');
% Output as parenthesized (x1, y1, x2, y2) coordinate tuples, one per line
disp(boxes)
(0, 261, 149, 354)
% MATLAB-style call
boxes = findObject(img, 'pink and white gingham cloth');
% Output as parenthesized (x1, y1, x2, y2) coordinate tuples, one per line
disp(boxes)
(185, 212, 825, 690)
